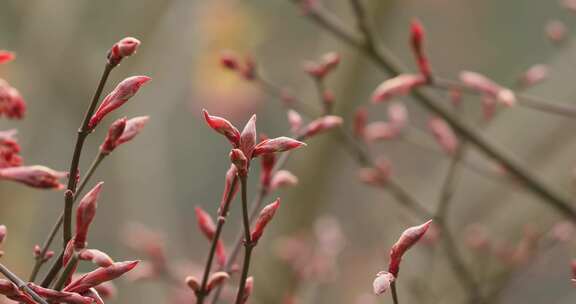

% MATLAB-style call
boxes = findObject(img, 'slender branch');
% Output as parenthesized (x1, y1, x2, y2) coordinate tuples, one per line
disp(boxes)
(0, 263, 48, 304)
(290, 1, 576, 222)
(195, 177, 238, 304)
(29, 153, 106, 282)
(390, 281, 400, 304)
(63, 63, 113, 246)
(234, 175, 255, 304)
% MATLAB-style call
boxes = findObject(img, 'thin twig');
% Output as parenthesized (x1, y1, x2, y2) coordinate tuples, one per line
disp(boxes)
(234, 175, 255, 304)
(195, 177, 238, 304)
(0, 262, 48, 304)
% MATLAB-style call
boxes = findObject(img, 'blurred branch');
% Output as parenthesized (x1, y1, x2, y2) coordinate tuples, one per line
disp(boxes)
(287, 0, 576, 223)
(0, 263, 48, 304)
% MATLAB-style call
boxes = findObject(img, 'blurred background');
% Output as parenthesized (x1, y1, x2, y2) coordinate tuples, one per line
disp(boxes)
(1, 0, 576, 303)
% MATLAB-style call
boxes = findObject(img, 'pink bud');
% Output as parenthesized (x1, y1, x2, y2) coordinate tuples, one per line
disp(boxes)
(0, 225, 6, 245)
(371, 74, 425, 103)
(240, 55, 257, 80)
(0, 165, 66, 189)
(216, 241, 227, 267)
(519, 64, 549, 87)
(388, 220, 432, 276)
(230, 148, 249, 175)
(372, 271, 395, 295)
(195, 207, 216, 240)
(546, 20, 567, 43)
(428, 117, 458, 155)
(387, 103, 408, 129)
(410, 20, 431, 79)
(322, 52, 340, 70)
(206, 272, 230, 292)
(550, 221, 575, 242)
(28, 283, 94, 304)
(251, 198, 281, 243)
(358, 157, 392, 187)
(74, 182, 104, 249)
(78, 249, 114, 267)
(459, 71, 516, 106)
(259, 139, 276, 189)
(0, 51, 15, 64)
(240, 277, 254, 304)
(240, 115, 257, 158)
(353, 107, 368, 139)
(219, 165, 239, 216)
(220, 50, 240, 71)
(364, 122, 400, 142)
(253, 137, 306, 157)
(303, 52, 340, 79)
(88, 76, 151, 129)
(202, 109, 241, 147)
(64, 260, 139, 293)
(0, 79, 26, 119)
(563, 0, 576, 13)
(115, 116, 149, 146)
(185, 275, 201, 293)
(301, 116, 343, 139)
(270, 170, 299, 191)
(287, 110, 303, 134)
(107, 37, 141, 67)
(100, 117, 127, 154)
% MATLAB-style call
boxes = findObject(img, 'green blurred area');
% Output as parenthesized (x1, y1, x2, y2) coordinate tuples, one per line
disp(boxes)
(1, 0, 576, 303)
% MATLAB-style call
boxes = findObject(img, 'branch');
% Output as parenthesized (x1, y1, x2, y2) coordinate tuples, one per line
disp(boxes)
(0, 263, 48, 304)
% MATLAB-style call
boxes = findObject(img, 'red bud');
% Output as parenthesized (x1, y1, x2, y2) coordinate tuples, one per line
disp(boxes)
(0, 79, 26, 119)
(107, 37, 141, 67)
(0, 51, 15, 64)
(388, 220, 432, 276)
(100, 117, 127, 154)
(240, 115, 257, 158)
(202, 110, 241, 147)
(220, 50, 240, 71)
(251, 198, 281, 243)
(206, 272, 230, 292)
(78, 249, 114, 267)
(428, 117, 459, 155)
(194, 207, 216, 240)
(0, 165, 66, 189)
(218, 165, 239, 216)
(0, 129, 22, 169)
(253, 137, 306, 157)
(287, 110, 303, 134)
(74, 182, 104, 249)
(459, 71, 516, 106)
(88, 76, 151, 129)
(230, 148, 249, 175)
(64, 260, 139, 293)
(301, 116, 343, 139)
(410, 19, 431, 79)
(371, 74, 425, 103)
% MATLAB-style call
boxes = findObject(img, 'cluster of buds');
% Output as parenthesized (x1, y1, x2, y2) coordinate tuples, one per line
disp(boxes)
(373, 220, 432, 296)
(0, 165, 66, 189)
(203, 110, 305, 175)
(219, 50, 257, 80)
(88, 76, 151, 130)
(107, 37, 141, 68)
(0, 129, 22, 168)
(0, 78, 26, 119)
(100, 116, 150, 155)
(303, 52, 340, 80)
